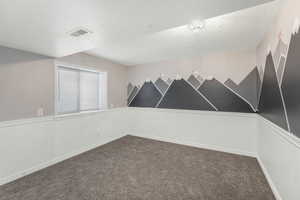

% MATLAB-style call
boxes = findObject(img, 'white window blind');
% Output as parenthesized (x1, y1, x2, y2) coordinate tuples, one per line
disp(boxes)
(57, 68, 79, 114)
(56, 66, 107, 114)
(80, 71, 99, 111)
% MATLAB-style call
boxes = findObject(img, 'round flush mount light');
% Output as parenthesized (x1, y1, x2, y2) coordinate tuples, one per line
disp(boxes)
(188, 20, 206, 32)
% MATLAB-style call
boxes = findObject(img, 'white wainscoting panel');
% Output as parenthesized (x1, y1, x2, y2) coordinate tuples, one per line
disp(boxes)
(257, 116, 300, 200)
(126, 108, 258, 157)
(0, 109, 127, 185)
(1, 107, 299, 200)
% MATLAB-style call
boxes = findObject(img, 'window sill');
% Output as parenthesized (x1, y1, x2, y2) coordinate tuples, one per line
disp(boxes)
(54, 109, 108, 119)
(54, 107, 126, 119)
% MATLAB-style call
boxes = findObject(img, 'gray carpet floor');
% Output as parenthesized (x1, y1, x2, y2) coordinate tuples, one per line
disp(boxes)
(0, 135, 275, 200)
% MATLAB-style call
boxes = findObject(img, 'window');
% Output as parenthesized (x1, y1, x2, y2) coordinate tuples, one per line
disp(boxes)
(56, 66, 107, 114)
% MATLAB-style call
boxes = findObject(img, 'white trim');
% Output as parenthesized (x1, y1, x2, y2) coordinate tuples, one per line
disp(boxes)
(196, 80, 204, 90)
(262, 53, 291, 132)
(0, 116, 54, 128)
(127, 85, 134, 98)
(155, 80, 174, 107)
(128, 86, 141, 105)
(187, 74, 202, 90)
(257, 115, 300, 148)
(277, 55, 287, 85)
(257, 157, 283, 200)
(221, 81, 257, 112)
(152, 81, 164, 96)
(276, 32, 292, 132)
(184, 79, 218, 111)
(54, 61, 102, 74)
(0, 134, 125, 186)
(0, 108, 124, 128)
(257, 55, 266, 111)
(55, 63, 107, 115)
(128, 133, 257, 158)
(278, 77, 291, 132)
(128, 107, 257, 119)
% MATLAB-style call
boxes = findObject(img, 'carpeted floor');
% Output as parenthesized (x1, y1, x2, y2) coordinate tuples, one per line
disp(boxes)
(0, 135, 275, 200)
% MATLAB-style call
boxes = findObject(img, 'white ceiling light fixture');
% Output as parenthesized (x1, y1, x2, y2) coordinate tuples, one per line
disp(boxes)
(188, 20, 206, 32)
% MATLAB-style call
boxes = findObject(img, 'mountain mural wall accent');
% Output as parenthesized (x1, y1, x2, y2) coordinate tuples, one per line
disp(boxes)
(225, 68, 261, 110)
(127, 86, 139, 105)
(273, 38, 288, 68)
(258, 53, 288, 131)
(281, 28, 300, 138)
(129, 82, 162, 107)
(126, 22, 300, 139)
(127, 70, 258, 113)
(187, 74, 204, 89)
(199, 78, 254, 113)
(236, 67, 261, 109)
(157, 79, 216, 111)
(127, 83, 134, 96)
(277, 56, 286, 85)
(154, 78, 169, 94)
(224, 79, 239, 92)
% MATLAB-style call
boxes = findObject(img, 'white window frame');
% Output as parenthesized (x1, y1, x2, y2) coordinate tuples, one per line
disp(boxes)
(54, 63, 107, 115)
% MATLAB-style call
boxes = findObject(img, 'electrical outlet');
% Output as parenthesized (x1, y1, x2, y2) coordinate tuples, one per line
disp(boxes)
(37, 107, 44, 117)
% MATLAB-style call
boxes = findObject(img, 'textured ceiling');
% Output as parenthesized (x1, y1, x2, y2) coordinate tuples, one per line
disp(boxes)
(0, 0, 279, 65)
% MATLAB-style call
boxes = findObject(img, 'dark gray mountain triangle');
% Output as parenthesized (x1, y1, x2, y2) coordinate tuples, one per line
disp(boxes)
(224, 79, 239, 92)
(199, 78, 253, 113)
(157, 79, 215, 111)
(127, 86, 139, 105)
(129, 82, 162, 107)
(196, 75, 204, 83)
(237, 67, 261, 109)
(166, 78, 173, 85)
(258, 53, 288, 131)
(187, 74, 201, 89)
(155, 78, 169, 94)
(273, 38, 288, 68)
(281, 29, 300, 137)
(277, 56, 286, 85)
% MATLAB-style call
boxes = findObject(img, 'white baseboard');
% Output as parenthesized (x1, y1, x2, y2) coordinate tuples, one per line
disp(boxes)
(129, 133, 257, 157)
(257, 156, 282, 200)
(0, 134, 125, 186)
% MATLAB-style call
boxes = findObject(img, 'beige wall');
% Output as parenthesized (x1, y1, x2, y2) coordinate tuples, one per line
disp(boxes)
(0, 46, 128, 122)
(56, 53, 128, 109)
(128, 50, 256, 86)
(0, 46, 55, 122)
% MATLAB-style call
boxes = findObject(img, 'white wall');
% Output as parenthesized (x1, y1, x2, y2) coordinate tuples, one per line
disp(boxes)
(0, 108, 258, 185)
(0, 109, 127, 185)
(126, 108, 258, 157)
(1, 107, 299, 200)
(257, 116, 300, 200)
(128, 50, 256, 86)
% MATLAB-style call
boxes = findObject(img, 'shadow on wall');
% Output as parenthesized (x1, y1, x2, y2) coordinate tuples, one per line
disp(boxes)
(0, 46, 51, 65)
(127, 25, 300, 139)
(0, 46, 54, 122)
